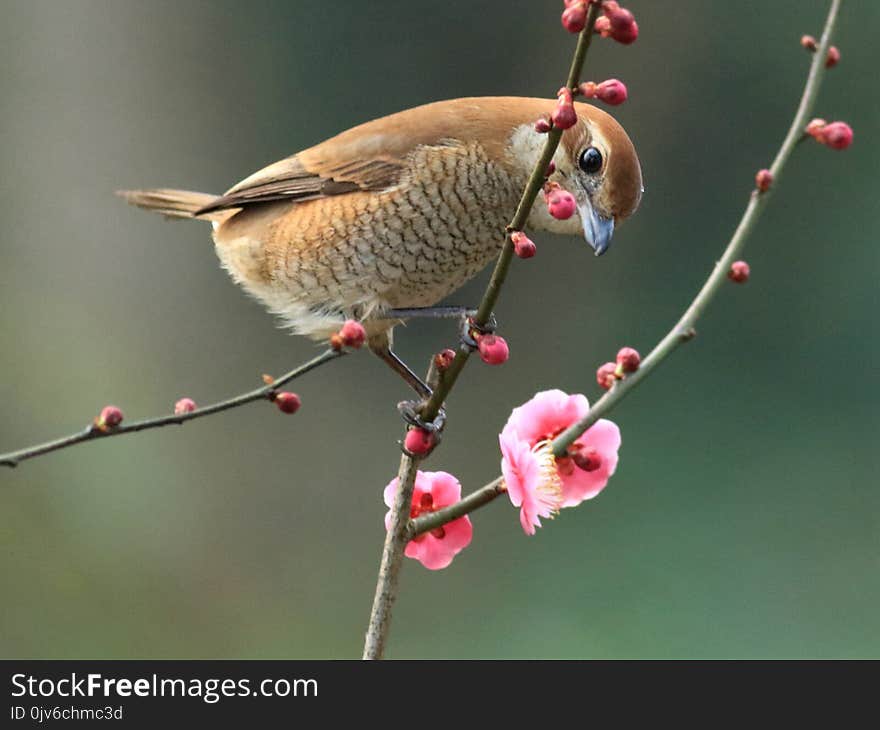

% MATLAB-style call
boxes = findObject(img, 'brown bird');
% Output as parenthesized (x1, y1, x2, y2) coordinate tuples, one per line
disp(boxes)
(120, 96, 642, 397)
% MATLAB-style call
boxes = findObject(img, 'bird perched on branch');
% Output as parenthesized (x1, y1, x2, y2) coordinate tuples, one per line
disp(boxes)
(120, 96, 642, 395)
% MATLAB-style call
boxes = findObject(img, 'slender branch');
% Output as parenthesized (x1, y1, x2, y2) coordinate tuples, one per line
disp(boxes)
(0, 348, 344, 469)
(410, 477, 504, 538)
(403, 0, 844, 539)
(362, 6, 602, 660)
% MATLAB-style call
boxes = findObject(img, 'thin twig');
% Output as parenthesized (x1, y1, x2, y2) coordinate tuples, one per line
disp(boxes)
(362, 4, 602, 660)
(402, 0, 844, 543)
(0, 348, 344, 468)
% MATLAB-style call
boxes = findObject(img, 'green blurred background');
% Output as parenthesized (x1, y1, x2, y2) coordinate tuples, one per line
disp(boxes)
(1, 0, 877, 659)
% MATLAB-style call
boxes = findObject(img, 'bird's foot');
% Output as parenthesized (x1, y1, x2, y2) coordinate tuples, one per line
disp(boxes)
(460, 310, 498, 350)
(397, 400, 447, 453)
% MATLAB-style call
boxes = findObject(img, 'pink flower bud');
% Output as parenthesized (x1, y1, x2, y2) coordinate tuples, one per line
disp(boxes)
(755, 168, 773, 192)
(511, 230, 537, 259)
(404, 428, 434, 455)
(97, 405, 123, 430)
(274, 391, 301, 414)
(561, 1, 587, 33)
(550, 97, 577, 129)
(572, 446, 603, 472)
(544, 188, 577, 220)
(476, 334, 510, 365)
(594, 15, 611, 37)
(338, 319, 366, 349)
(825, 46, 840, 68)
(800, 34, 818, 52)
(616, 346, 641, 373)
(596, 362, 618, 390)
(728, 260, 750, 284)
(595, 78, 628, 105)
(534, 116, 552, 134)
(174, 397, 197, 415)
(818, 121, 853, 150)
(602, 4, 638, 44)
(805, 118, 827, 138)
(434, 348, 456, 371)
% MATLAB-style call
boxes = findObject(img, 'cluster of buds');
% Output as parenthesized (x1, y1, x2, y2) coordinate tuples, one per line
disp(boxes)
(727, 260, 750, 284)
(800, 35, 840, 67)
(596, 346, 640, 390)
(329, 319, 367, 350)
(94, 405, 124, 432)
(594, 1, 639, 44)
(543, 181, 577, 221)
(578, 79, 628, 106)
(806, 119, 854, 150)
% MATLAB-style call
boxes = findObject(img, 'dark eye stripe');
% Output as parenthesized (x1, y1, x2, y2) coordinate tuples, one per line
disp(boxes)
(579, 147, 603, 174)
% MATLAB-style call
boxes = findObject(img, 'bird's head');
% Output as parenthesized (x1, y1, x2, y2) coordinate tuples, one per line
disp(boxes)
(509, 101, 643, 256)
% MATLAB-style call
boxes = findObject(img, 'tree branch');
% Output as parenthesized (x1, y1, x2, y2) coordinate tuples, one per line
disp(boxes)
(362, 3, 603, 660)
(404, 0, 843, 546)
(0, 348, 344, 469)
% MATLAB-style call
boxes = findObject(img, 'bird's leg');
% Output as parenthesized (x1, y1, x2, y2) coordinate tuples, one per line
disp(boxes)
(371, 346, 433, 399)
(459, 311, 498, 350)
(383, 305, 470, 320)
(383, 306, 498, 350)
(370, 346, 447, 436)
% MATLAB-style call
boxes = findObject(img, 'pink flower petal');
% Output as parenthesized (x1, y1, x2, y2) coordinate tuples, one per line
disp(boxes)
(559, 419, 621, 507)
(502, 389, 590, 446)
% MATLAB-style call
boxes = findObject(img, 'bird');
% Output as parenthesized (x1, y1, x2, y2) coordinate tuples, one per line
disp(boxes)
(120, 96, 642, 398)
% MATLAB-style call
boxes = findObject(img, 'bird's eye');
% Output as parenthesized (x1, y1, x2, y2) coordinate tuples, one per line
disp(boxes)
(579, 147, 603, 174)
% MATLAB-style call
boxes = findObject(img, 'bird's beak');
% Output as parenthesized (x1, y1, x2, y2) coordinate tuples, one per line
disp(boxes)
(579, 200, 615, 257)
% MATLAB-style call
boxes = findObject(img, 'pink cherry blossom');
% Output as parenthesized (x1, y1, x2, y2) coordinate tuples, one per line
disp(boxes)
(500, 390, 621, 515)
(384, 471, 472, 570)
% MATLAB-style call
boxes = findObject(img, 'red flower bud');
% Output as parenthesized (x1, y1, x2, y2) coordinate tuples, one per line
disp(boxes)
(174, 397, 197, 415)
(825, 46, 840, 68)
(551, 100, 577, 130)
(817, 121, 853, 150)
(601, 4, 638, 44)
(616, 346, 641, 373)
(595, 78, 628, 105)
(274, 391, 301, 414)
(755, 168, 773, 192)
(545, 161, 556, 177)
(728, 260, 750, 284)
(800, 34, 818, 52)
(337, 319, 366, 348)
(572, 446, 603, 472)
(805, 118, 827, 138)
(544, 188, 577, 220)
(97, 405, 123, 430)
(596, 362, 618, 390)
(561, 2, 588, 33)
(511, 230, 537, 259)
(534, 116, 552, 134)
(434, 348, 456, 371)
(404, 428, 434, 456)
(476, 334, 510, 365)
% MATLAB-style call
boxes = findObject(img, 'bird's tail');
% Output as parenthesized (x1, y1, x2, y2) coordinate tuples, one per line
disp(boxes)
(116, 188, 228, 222)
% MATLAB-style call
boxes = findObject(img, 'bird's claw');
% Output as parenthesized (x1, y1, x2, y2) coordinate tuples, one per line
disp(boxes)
(397, 400, 447, 436)
(460, 311, 498, 350)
